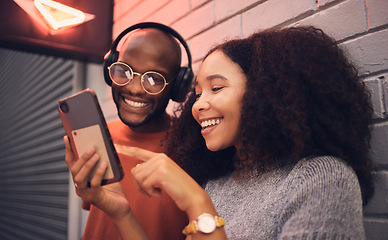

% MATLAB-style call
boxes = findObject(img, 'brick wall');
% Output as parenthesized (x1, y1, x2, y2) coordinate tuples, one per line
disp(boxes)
(108, 0, 388, 239)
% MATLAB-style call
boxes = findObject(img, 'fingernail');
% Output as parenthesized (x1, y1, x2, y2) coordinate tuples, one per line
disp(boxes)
(87, 147, 95, 155)
(100, 162, 107, 169)
(90, 153, 99, 162)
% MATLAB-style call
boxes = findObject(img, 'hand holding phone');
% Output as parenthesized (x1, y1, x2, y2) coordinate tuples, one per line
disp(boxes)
(57, 89, 124, 185)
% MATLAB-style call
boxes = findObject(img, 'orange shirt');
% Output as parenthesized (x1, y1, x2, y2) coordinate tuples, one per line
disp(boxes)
(82, 120, 187, 240)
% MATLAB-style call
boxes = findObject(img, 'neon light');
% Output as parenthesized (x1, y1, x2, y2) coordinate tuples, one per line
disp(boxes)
(34, 0, 85, 30)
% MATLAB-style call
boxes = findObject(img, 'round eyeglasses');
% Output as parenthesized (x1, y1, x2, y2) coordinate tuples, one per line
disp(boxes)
(108, 62, 169, 95)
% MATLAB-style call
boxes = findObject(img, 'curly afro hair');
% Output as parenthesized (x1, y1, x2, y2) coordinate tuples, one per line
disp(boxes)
(167, 26, 374, 204)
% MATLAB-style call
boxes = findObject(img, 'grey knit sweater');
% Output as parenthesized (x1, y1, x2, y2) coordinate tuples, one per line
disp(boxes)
(205, 156, 365, 239)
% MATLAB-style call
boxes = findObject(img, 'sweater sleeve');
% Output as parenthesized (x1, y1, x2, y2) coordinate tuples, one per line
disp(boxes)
(276, 156, 365, 240)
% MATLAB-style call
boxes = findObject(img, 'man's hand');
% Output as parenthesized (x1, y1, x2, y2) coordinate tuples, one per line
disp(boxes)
(64, 136, 131, 221)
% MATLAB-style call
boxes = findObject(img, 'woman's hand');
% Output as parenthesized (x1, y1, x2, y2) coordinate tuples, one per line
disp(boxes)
(117, 146, 228, 240)
(116, 145, 213, 218)
(64, 136, 131, 221)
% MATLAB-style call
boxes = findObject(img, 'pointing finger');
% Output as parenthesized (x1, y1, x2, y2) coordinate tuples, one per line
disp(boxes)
(115, 145, 158, 162)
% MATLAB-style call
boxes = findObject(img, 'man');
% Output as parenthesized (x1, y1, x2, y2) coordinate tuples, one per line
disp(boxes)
(65, 24, 192, 240)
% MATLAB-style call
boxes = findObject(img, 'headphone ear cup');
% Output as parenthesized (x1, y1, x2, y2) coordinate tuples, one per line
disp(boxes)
(103, 50, 119, 86)
(170, 67, 194, 102)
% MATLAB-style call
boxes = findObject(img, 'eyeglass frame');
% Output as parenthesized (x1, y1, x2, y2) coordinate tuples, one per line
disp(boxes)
(108, 61, 170, 95)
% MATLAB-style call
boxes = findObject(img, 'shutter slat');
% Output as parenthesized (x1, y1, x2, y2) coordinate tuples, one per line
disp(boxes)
(0, 48, 73, 240)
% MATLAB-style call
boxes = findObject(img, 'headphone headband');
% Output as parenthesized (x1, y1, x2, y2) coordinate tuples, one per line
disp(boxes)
(110, 22, 192, 68)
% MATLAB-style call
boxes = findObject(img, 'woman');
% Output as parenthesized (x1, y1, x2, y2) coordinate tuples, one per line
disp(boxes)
(66, 26, 374, 239)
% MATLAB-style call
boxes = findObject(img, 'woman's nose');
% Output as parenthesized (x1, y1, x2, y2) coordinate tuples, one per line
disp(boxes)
(193, 95, 210, 112)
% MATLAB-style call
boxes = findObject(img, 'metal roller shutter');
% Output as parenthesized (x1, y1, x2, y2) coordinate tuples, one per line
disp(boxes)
(0, 48, 74, 239)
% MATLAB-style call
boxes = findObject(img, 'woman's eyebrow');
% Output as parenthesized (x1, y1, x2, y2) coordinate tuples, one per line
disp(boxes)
(206, 74, 228, 81)
(194, 74, 228, 86)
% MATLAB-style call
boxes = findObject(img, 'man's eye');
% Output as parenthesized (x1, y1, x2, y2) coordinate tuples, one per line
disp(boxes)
(118, 69, 130, 78)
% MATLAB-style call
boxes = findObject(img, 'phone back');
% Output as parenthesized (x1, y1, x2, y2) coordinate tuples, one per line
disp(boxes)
(57, 89, 123, 185)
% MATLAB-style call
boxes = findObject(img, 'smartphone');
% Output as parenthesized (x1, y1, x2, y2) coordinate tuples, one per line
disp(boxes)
(57, 88, 124, 185)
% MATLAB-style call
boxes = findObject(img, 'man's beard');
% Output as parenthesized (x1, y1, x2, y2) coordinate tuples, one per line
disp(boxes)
(117, 110, 149, 128)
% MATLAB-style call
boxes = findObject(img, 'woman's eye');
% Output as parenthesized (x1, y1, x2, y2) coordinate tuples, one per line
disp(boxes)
(212, 86, 224, 92)
(195, 93, 202, 100)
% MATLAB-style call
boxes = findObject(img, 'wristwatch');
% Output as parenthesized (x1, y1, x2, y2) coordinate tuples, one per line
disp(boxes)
(182, 213, 225, 235)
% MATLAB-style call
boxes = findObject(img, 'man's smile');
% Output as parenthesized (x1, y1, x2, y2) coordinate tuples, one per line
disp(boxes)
(123, 97, 148, 108)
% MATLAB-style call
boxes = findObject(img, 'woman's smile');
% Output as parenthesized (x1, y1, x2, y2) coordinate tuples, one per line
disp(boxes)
(200, 118, 223, 135)
(200, 118, 223, 129)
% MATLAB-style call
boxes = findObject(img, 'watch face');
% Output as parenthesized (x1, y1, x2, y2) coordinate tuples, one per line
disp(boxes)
(197, 214, 216, 234)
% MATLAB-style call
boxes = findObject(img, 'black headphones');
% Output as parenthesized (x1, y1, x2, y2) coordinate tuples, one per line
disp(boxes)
(103, 22, 194, 102)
